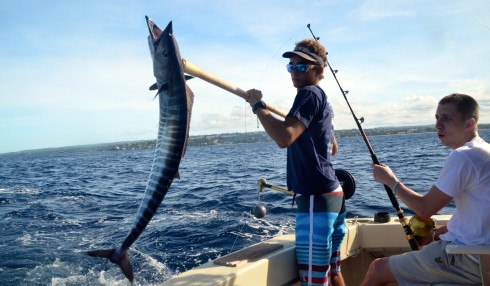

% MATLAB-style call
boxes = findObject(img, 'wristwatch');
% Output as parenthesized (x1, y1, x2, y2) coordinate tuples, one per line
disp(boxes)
(252, 101, 267, 114)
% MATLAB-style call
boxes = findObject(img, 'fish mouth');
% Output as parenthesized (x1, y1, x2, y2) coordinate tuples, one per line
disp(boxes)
(146, 16, 166, 41)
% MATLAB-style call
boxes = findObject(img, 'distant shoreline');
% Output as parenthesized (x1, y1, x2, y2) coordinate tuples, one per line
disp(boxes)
(3, 124, 489, 156)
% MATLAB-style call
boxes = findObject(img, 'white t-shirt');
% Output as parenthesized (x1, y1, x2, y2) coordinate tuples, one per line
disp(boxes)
(436, 136, 490, 245)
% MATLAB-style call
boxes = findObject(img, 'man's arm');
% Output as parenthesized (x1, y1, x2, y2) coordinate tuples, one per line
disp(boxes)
(332, 134, 338, 155)
(254, 108, 305, 148)
(372, 164, 453, 219)
(395, 184, 453, 219)
(246, 88, 305, 148)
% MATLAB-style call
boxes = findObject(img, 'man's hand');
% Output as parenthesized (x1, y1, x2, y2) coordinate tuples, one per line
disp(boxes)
(246, 89, 263, 106)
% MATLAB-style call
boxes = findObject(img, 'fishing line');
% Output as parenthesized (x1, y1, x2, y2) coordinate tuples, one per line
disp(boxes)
(230, 189, 266, 252)
(229, 211, 254, 252)
(249, 27, 304, 130)
(306, 24, 419, 251)
(472, 12, 490, 31)
(257, 27, 304, 89)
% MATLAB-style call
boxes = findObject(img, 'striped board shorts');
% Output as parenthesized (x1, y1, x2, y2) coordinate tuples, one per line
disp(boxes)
(295, 190, 346, 286)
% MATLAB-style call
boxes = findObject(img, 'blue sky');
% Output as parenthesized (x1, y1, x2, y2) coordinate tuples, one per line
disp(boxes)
(1, 0, 489, 154)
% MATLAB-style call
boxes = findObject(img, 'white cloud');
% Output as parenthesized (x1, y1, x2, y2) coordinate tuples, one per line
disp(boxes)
(1, 0, 489, 153)
(350, 0, 414, 21)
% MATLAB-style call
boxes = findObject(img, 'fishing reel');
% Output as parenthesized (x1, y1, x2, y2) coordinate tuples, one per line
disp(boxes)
(408, 215, 436, 237)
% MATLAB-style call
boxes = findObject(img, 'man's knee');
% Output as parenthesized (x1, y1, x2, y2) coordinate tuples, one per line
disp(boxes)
(363, 257, 395, 285)
(368, 257, 388, 273)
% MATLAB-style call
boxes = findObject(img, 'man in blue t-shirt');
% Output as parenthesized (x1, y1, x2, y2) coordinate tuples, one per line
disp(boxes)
(247, 39, 346, 286)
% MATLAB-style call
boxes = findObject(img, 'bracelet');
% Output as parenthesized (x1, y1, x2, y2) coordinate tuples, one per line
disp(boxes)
(252, 101, 267, 114)
(392, 180, 400, 195)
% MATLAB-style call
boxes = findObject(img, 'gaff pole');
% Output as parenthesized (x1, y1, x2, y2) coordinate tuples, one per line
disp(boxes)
(307, 24, 419, 251)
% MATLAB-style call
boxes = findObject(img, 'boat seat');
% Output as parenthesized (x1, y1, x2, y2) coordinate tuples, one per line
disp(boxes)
(446, 244, 490, 285)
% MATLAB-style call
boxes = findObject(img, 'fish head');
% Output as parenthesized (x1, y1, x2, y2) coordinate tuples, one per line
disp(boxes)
(145, 17, 184, 93)
(145, 16, 194, 158)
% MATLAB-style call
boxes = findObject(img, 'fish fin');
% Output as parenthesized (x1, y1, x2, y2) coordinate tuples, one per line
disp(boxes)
(118, 251, 134, 283)
(87, 248, 134, 283)
(153, 82, 169, 100)
(175, 171, 180, 180)
(149, 83, 158, 90)
(86, 248, 114, 259)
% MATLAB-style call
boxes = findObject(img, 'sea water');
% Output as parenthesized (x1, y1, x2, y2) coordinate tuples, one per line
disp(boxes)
(1, 130, 488, 285)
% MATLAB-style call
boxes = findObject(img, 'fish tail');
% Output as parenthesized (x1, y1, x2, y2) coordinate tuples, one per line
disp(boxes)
(87, 248, 134, 283)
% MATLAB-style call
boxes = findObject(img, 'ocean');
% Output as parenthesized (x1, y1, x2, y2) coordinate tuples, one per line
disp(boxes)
(1, 130, 489, 285)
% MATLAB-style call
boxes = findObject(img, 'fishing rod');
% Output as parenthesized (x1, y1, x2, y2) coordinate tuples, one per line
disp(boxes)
(306, 24, 419, 251)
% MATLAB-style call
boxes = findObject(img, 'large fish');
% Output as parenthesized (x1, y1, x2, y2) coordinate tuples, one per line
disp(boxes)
(87, 18, 193, 283)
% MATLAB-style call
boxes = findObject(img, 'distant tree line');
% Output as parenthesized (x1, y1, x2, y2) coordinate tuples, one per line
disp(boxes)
(5, 124, 489, 155)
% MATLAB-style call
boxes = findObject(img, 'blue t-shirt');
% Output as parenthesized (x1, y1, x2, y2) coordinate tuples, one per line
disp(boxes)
(286, 85, 339, 195)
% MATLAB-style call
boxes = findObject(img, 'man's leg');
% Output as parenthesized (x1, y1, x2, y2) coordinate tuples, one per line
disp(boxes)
(330, 206, 346, 286)
(331, 272, 345, 286)
(360, 257, 396, 286)
(296, 193, 343, 286)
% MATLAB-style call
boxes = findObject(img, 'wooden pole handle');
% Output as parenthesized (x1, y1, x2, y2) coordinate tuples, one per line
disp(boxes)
(182, 58, 287, 118)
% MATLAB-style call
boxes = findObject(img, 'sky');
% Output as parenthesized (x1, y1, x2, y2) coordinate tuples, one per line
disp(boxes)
(1, 0, 489, 154)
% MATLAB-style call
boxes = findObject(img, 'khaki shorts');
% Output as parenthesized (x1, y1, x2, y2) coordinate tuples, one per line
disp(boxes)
(389, 240, 481, 285)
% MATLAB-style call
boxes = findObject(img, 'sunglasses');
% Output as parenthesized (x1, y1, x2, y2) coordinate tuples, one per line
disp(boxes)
(286, 63, 317, 73)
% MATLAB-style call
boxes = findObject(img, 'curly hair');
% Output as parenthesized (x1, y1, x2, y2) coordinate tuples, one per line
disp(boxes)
(295, 38, 327, 67)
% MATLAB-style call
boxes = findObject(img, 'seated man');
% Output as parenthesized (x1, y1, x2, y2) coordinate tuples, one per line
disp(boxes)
(361, 93, 490, 285)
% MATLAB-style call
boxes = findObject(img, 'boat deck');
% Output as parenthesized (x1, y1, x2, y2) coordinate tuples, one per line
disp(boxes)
(160, 215, 452, 286)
